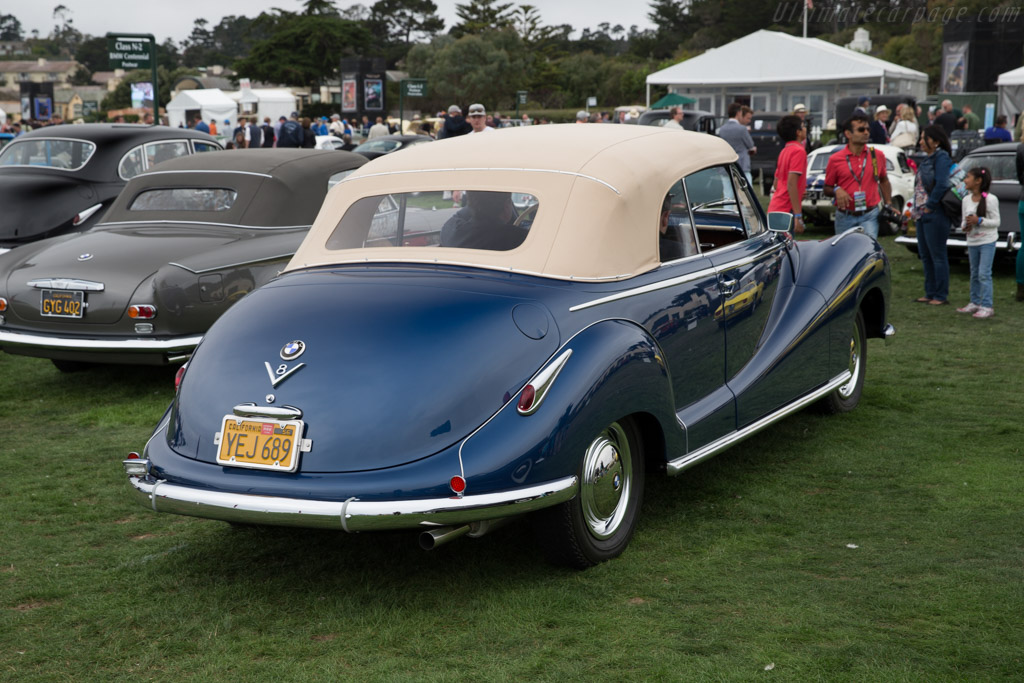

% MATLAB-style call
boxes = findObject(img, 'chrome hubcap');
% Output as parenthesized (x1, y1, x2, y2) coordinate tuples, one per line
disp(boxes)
(581, 422, 632, 540)
(838, 330, 862, 398)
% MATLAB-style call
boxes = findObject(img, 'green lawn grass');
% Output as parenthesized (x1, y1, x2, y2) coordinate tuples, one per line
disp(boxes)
(2, 235, 1022, 681)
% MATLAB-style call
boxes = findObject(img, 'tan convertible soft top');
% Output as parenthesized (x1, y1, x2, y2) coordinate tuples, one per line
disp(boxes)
(288, 124, 737, 281)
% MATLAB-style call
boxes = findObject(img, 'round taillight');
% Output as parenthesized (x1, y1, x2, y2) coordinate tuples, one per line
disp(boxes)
(449, 475, 466, 494)
(0, 297, 7, 312)
(517, 384, 536, 413)
(128, 304, 156, 319)
(126, 451, 140, 460)
(174, 364, 187, 391)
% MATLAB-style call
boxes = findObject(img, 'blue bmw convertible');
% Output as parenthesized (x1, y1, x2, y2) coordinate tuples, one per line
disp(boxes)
(125, 124, 894, 568)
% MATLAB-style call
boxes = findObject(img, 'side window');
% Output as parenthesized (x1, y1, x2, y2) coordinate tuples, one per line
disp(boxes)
(659, 180, 698, 262)
(732, 167, 765, 236)
(192, 141, 221, 153)
(684, 166, 744, 252)
(118, 147, 145, 179)
(145, 141, 190, 169)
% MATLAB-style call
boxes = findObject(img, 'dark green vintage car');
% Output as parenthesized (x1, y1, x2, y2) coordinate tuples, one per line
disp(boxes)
(0, 149, 365, 369)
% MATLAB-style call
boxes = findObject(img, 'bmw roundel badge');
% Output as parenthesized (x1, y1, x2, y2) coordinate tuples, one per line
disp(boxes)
(280, 340, 306, 361)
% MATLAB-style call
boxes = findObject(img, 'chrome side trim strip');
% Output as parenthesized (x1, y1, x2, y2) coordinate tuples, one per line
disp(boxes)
(136, 169, 274, 179)
(666, 370, 853, 475)
(569, 267, 719, 312)
(27, 278, 105, 291)
(128, 475, 579, 531)
(0, 329, 203, 353)
(717, 242, 787, 270)
(168, 252, 294, 275)
(96, 220, 310, 230)
(346, 167, 620, 195)
(569, 242, 786, 312)
(831, 227, 865, 245)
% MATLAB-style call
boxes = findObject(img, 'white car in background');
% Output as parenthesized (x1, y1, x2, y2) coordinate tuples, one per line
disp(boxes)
(802, 143, 915, 235)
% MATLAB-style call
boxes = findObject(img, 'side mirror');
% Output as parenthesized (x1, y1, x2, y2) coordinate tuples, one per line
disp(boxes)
(767, 211, 794, 233)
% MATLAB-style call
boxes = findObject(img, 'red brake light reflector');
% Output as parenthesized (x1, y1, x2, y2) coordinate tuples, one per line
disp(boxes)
(126, 452, 140, 459)
(0, 297, 7, 312)
(174, 364, 187, 391)
(449, 475, 466, 494)
(128, 304, 156, 319)
(517, 384, 536, 413)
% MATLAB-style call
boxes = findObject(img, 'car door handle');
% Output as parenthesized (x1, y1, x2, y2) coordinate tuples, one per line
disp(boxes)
(721, 279, 738, 295)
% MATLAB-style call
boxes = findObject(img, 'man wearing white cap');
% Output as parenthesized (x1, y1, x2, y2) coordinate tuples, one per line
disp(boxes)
(467, 104, 493, 134)
(575, 110, 589, 123)
(792, 103, 807, 120)
(869, 105, 890, 144)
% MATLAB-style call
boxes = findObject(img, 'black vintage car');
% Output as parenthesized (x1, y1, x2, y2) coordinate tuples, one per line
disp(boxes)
(0, 149, 366, 369)
(894, 142, 1022, 257)
(637, 109, 719, 134)
(352, 134, 432, 160)
(747, 112, 812, 195)
(0, 124, 221, 253)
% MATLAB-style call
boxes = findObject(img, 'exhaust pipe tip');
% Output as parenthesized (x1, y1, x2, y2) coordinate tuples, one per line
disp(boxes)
(418, 524, 471, 550)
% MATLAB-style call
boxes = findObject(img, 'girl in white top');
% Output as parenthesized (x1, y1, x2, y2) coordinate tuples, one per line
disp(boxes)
(890, 107, 919, 149)
(957, 167, 1000, 318)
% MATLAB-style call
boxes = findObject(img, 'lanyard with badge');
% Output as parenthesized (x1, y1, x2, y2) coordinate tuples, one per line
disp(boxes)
(844, 151, 869, 212)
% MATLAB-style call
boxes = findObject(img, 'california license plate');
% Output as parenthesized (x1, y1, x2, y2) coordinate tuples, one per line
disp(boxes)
(40, 289, 84, 318)
(216, 416, 303, 472)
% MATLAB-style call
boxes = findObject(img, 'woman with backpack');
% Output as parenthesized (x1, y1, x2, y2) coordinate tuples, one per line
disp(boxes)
(912, 125, 953, 305)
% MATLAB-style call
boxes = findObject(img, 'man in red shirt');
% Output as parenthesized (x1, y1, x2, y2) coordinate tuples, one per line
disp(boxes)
(823, 112, 894, 239)
(768, 115, 808, 234)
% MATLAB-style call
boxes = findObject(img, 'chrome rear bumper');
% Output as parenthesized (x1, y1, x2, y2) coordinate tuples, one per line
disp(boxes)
(0, 328, 202, 355)
(126, 474, 578, 532)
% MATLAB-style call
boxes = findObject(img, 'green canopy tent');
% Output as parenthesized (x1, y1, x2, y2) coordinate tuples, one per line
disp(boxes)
(650, 93, 697, 109)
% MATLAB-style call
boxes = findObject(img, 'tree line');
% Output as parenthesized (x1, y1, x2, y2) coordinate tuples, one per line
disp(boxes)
(0, 0, 991, 114)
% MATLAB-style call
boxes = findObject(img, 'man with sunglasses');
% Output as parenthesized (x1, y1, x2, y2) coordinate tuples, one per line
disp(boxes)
(823, 113, 894, 239)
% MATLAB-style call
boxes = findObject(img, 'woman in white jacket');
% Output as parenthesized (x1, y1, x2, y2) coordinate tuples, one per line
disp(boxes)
(890, 107, 919, 149)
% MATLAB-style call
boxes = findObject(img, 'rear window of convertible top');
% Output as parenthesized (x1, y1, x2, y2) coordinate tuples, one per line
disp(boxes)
(326, 190, 539, 251)
(129, 188, 238, 211)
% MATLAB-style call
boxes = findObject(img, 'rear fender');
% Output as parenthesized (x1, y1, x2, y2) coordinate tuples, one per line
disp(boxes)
(458, 319, 682, 494)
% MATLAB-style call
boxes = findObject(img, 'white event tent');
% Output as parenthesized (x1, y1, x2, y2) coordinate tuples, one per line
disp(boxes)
(996, 65, 1024, 124)
(165, 88, 237, 131)
(230, 88, 298, 124)
(646, 30, 928, 125)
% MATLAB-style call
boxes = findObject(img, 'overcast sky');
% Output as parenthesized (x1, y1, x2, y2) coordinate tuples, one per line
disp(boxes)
(13, 1, 656, 45)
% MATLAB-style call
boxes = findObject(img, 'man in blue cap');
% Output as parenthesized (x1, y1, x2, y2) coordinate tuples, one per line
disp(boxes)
(854, 95, 871, 116)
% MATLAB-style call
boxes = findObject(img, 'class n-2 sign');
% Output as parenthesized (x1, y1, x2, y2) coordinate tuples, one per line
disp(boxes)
(107, 37, 152, 69)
